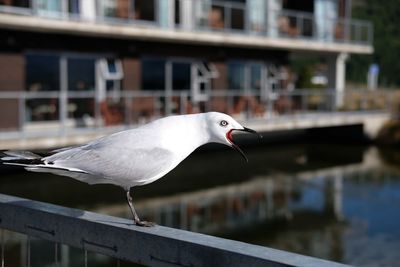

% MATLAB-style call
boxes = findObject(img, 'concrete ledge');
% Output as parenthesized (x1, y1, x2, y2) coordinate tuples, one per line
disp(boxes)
(244, 111, 391, 138)
(0, 193, 352, 267)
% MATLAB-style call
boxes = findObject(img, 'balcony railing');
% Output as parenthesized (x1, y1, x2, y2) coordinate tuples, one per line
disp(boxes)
(0, 89, 396, 138)
(0, 0, 373, 46)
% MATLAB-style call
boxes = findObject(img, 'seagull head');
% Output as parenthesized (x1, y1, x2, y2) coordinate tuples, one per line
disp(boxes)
(204, 112, 261, 162)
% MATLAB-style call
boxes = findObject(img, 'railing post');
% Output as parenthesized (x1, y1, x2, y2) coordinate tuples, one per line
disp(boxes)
(180, 91, 185, 114)
(225, 5, 230, 31)
(124, 93, 132, 127)
(165, 62, 173, 115)
(154, 92, 160, 118)
(60, 56, 68, 136)
(332, 90, 336, 112)
(267, 92, 272, 118)
(355, 22, 361, 43)
(301, 90, 306, 113)
(18, 92, 26, 134)
(312, 13, 317, 41)
(368, 23, 374, 45)
(298, 13, 303, 37)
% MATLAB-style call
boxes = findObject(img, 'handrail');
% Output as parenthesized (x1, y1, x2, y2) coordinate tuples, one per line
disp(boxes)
(0, 193, 352, 267)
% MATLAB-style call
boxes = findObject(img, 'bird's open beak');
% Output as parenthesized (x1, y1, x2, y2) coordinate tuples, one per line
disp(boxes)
(226, 127, 262, 162)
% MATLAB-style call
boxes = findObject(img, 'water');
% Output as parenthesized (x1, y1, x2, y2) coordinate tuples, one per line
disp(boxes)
(1, 143, 400, 267)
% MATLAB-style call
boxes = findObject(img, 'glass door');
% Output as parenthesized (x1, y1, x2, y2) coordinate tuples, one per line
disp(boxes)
(249, 63, 263, 91)
(172, 61, 191, 91)
(66, 56, 96, 127)
(25, 53, 60, 123)
(165, 60, 192, 114)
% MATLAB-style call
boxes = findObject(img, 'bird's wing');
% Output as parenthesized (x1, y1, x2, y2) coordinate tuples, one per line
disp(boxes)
(43, 129, 176, 188)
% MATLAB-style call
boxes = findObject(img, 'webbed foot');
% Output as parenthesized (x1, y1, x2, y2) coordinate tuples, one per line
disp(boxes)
(135, 220, 156, 227)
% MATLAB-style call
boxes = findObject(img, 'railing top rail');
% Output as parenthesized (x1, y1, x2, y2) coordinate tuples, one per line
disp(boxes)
(0, 88, 395, 97)
(0, 193, 352, 267)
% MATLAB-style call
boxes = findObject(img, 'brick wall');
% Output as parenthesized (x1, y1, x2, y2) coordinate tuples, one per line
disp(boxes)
(211, 61, 227, 90)
(0, 53, 24, 130)
(122, 57, 140, 91)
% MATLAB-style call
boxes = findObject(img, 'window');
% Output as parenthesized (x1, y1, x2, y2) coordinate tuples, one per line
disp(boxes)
(228, 61, 265, 91)
(25, 53, 60, 122)
(0, 0, 29, 8)
(230, 7, 244, 30)
(174, 0, 180, 25)
(172, 62, 191, 91)
(68, 0, 79, 14)
(135, 0, 155, 21)
(36, 0, 62, 17)
(228, 61, 245, 90)
(250, 64, 262, 90)
(209, 0, 245, 30)
(67, 57, 96, 121)
(282, 0, 313, 12)
(142, 58, 165, 90)
(248, 0, 265, 32)
(99, 0, 134, 20)
(26, 54, 60, 91)
(67, 58, 95, 91)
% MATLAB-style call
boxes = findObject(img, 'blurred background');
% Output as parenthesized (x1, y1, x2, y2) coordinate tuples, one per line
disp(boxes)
(0, 0, 399, 266)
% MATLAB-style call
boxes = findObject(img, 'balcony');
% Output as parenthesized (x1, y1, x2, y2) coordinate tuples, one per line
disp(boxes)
(0, 0, 373, 54)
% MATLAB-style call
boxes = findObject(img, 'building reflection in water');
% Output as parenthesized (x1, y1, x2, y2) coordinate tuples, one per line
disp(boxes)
(131, 172, 345, 236)
(94, 147, 399, 266)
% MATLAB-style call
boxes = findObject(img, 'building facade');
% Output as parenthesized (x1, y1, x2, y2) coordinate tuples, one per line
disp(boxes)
(0, 0, 372, 138)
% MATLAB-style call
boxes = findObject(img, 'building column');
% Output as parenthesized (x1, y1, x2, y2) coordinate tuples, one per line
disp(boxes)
(122, 57, 141, 123)
(80, 0, 96, 21)
(181, 0, 194, 30)
(122, 57, 141, 91)
(210, 61, 228, 112)
(327, 52, 348, 108)
(211, 61, 227, 90)
(159, 0, 174, 28)
(0, 53, 24, 130)
(267, 0, 282, 37)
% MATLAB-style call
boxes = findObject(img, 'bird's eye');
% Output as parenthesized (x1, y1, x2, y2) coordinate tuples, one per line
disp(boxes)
(220, 120, 228, 127)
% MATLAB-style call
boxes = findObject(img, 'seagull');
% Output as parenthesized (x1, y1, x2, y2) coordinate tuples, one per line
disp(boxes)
(1, 112, 260, 226)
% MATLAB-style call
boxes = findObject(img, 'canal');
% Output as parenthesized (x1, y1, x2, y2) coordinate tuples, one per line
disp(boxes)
(1, 142, 399, 267)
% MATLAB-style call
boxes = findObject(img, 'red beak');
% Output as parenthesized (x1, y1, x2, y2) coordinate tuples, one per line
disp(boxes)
(226, 127, 261, 162)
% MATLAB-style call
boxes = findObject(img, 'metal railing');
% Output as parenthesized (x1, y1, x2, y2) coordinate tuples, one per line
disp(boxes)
(273, 9, 373, 45)
(0, 0, 373, 46)
(0, 89, 396, 136)
(0, 193, 352, 267)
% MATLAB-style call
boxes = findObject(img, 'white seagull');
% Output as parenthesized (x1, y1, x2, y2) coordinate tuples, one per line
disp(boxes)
(1, 112, 260, 226)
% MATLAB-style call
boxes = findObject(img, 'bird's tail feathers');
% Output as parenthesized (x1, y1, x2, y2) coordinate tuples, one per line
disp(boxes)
(1, 150, 90, 176)
(1, 150, 43, 166)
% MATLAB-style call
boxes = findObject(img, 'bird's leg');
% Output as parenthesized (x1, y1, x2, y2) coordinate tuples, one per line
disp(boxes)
(126, 190, 155, 227)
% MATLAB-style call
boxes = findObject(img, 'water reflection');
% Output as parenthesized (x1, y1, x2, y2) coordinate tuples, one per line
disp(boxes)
(97, 147, 400, 266)
(1, 145, 400, 266)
